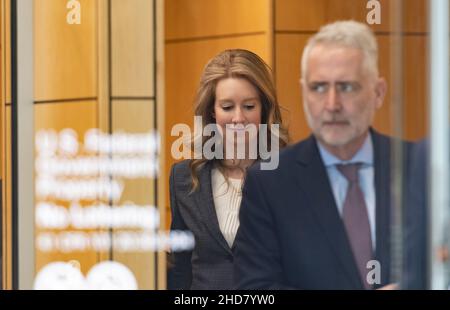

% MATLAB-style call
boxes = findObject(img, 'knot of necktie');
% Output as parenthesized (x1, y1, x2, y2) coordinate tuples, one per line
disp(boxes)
(336, 163, 363, 183)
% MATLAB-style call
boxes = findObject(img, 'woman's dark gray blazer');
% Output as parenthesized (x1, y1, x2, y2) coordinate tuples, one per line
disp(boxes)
(167, 160, 235, 290)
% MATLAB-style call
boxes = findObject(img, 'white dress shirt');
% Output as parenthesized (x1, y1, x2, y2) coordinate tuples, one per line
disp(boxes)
(211, 168, 243, 248)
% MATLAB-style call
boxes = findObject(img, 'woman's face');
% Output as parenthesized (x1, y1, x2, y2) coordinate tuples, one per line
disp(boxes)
(213, 77, 262, 154)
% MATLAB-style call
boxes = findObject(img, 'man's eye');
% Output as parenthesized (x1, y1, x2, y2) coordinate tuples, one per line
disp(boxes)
(338, 83, 358, 92)
(310, 84, 327, 93)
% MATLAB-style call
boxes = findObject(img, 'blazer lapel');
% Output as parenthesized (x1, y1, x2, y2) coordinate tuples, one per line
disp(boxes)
(294, 136, 363, 288)
(194, 162, 232, 255)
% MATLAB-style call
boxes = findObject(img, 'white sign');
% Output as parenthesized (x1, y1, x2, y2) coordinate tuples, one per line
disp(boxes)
(34, 261, 139, 290)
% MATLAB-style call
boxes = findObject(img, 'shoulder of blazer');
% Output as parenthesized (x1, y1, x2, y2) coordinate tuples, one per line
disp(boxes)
(246, 135, 317, 180)
(171, 159, 191, 178)
(171, 160, 214, 191)
(370, 128, 414, 159)
(170, 160, 193, 193)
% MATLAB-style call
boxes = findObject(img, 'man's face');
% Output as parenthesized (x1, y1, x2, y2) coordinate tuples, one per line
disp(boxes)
(302, 44, 386, 152)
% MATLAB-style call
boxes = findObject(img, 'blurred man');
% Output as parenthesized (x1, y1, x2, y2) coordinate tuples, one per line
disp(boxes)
(234, 20, 412, 289)
(405, 139, 450, 289)
(404, 140, 428, 289)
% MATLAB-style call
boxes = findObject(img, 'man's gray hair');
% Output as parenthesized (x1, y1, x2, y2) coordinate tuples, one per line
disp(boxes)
(301, 20, 379, 79)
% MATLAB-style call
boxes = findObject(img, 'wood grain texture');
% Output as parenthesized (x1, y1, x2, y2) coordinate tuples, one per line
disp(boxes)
(34, 101, 99, 276)
(166, 0, 271, 40)
(111, 0, 154, 97)
(111, 100, 157, 289)
(34, 0, 97, 101)
(275, 0, 429, 33)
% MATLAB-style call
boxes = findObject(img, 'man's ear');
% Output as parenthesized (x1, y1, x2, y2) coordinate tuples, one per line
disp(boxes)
(300, 78, 305, 88)
(374, 77, 387, 109)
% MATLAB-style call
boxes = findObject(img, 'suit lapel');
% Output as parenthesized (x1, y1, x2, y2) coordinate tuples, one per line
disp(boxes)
(194, 162, 232, 255)
(294, 136, 363, 288)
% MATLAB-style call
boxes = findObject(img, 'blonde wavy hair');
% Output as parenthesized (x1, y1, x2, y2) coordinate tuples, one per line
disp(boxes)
(189, 49, 289, 191)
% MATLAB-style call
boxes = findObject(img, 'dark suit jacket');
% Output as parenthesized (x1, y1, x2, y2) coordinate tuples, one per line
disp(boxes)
(168, 160, 235, 290)
(234, 130, 412, 289)
(404, 139, 428, 289)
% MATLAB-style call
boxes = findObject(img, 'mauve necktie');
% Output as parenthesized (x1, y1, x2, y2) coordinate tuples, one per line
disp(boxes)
(337, 163, 373, 289)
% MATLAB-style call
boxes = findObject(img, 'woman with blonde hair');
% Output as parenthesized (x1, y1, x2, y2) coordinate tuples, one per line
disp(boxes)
(168, 49, 288, 289)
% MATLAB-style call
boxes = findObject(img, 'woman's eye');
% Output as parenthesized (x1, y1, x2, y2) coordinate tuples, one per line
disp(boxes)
(221, 106, 233, 111)
(244, 105, 255, 110)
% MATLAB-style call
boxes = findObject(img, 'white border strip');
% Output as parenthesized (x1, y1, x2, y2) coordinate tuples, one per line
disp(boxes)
(430, 0, 449, 290)
(17, 0, 34, 289)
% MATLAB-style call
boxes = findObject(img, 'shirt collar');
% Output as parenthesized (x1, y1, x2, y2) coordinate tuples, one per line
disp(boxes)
(317, 133, 374, 167)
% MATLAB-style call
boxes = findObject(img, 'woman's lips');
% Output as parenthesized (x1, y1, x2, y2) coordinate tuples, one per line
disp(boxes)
(226, 124, 251, 131)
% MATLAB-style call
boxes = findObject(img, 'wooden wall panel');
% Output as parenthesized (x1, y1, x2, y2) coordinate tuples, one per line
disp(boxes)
(34, 101, 98, 135)
(275, 0, 328, 32)
(166, 0, 271, 40)
(111, 99, 156, 289)
(110, 0, 160, 287)
(324, 0, 429, 33)
(34, 101, 99, 276)
(111, 99, 156, 209)
(402, 36, 428, 140)
(373, 35, 428, 140)
(399, 0, 429, 33)
(4, 0, 10, 104)
(97, 0, 110, 135)
(275, 0, 429, 33)
(275, 34, 309, 143)
(34, 0, 97, 101)
(113, 253, 155, 290)
(111, 0, 154, 97)
(112, 99, 155, 133)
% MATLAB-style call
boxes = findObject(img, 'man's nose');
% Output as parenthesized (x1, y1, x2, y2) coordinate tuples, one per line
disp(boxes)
(324, 86, 342, 112)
